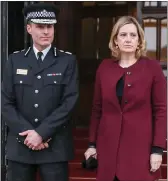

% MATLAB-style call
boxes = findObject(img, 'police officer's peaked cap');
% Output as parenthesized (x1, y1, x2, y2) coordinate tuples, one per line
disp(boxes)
(23, 3, 59, 24)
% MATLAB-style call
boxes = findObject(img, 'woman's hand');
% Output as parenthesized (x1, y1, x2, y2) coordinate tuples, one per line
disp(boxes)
(84, 148, 97, 160)
(150, 153, 162, 172)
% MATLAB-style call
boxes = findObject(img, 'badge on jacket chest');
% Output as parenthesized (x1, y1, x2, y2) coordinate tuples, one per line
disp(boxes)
(47, 73, 62, 76)
(16, 69, 28, 75)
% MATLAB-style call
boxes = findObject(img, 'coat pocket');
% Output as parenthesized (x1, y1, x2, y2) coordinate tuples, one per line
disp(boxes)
(13, 75, 33, 106)
(43, 76, 68, 86)
(43, 76, 68, 106)
(14, 75, 33, 85)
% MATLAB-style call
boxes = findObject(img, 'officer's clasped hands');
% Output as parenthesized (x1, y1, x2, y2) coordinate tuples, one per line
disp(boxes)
(19, 130, 51, 151)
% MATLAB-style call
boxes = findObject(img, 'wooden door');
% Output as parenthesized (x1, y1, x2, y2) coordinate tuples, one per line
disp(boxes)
(74, 2, 136, 126)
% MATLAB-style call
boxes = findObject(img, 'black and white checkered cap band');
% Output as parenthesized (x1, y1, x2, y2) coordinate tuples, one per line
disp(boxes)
(30, 19, 57, 24)
(26, 9, 56, 20)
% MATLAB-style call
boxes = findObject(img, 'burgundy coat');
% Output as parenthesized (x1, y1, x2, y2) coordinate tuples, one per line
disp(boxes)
(89, 58, 167, 181)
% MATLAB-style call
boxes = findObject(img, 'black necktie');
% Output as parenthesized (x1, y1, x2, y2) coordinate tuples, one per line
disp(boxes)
(37, 52, 43, 66)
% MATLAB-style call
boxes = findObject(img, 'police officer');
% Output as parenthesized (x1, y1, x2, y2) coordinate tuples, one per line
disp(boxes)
(2, 2, 79, 181)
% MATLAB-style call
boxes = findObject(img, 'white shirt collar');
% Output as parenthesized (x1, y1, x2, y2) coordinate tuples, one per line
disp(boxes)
(33, 44, 51, 61)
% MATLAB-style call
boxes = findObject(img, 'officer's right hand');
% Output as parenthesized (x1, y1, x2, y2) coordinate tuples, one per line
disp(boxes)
(84, 148, 97, 160)
(32, 142, 49, 150)
(32, 138, 52, 150)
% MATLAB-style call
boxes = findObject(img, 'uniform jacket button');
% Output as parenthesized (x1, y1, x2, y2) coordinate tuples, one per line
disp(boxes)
(34, 118, 39, 122)
(34, 104, 38, 108)
(37, 75, 41, 79)
(35, 90, 39, 93)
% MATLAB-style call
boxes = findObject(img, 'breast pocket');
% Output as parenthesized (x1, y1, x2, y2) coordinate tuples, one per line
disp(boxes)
(43, 76, 68, 103)
(43, 76, 68, 86)
(14, 75, 32, 86)
(43, 76, 69, 87)
(13, 75, 33, 105)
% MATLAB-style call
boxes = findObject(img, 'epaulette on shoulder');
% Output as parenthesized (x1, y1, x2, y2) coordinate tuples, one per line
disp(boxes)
(24, 47, 31, 56)
(13, 49, 25, 54)
(65, 51, 72, 55)
(59, 49, 72, 55)
(13, 51, 20, 54)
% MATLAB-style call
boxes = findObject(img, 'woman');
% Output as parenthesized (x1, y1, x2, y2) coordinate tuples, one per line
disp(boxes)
(84, 16, 166, 181)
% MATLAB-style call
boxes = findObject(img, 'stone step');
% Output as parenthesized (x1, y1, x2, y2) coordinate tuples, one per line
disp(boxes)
(72, 148, 167, 164)
(69, 162, 167, 179)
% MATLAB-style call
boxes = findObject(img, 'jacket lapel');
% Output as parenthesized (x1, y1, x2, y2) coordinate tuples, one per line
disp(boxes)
(35, 47, 57, 74)
(26, 47, 39, 74)
(25, 46, 58, 75)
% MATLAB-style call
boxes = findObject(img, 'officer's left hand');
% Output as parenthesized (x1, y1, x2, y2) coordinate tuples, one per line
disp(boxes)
(150, 153, 162, 172)
(19, 130, 42, 148)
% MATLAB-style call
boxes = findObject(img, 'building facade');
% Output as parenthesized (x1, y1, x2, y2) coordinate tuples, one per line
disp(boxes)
(1, 1, 167, 180)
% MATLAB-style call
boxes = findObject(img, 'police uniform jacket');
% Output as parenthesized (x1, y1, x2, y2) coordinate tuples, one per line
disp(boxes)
(1, 46, 79, 164)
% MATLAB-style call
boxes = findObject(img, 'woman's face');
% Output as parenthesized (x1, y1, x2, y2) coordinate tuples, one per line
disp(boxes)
(115, 23, 139, 56)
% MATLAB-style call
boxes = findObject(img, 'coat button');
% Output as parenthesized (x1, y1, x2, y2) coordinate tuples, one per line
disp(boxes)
(127, 84, 131, 87)
(124, 100, 128, 104)
(37, 75, 41, 79)
(16, 138, 20, 142)
(54, 81, 57, 84)
(34, 118, 39, 122)
(127, 72, 131, 75)
(35, 90, 39, 94)
(20, 81, 23, 84)
(34, 104, 38, 108)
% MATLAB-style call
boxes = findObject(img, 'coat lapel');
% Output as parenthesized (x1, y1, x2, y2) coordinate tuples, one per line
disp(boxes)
(25, 46, 58, 75)
(35, 47, 57, 74)
(26, 47, 39, 74)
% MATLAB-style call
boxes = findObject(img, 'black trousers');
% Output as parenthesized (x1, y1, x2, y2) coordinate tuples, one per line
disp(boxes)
(7, 160, 68, 181)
